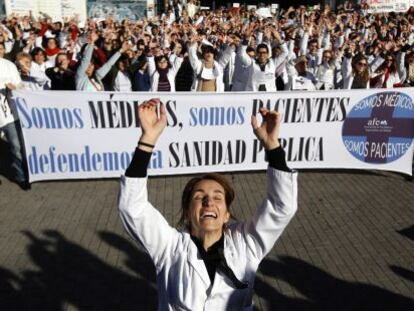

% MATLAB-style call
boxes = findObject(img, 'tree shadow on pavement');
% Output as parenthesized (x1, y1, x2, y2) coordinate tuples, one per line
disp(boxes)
(389, 266, 414, 284)
(390, 225, 414, 286)
(1, 231, 413, 310)
(0, 230, 157, 310)
(254, 256, 414, 311)
(397, 225, 414, 241)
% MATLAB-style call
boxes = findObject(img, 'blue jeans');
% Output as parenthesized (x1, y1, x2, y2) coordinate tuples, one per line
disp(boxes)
(1, 121, 26, 183)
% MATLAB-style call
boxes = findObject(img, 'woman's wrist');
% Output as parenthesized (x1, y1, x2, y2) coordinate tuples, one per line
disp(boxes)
(138, 141, 155, 148)
(137, 141, 154, 153)
(140, 133, 159, 144)
(263, 139, 280, 150)
(137, 134, 158, 152)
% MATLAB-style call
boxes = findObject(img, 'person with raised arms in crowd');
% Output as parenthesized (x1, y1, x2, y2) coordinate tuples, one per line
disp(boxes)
(285, 55, 318, 91)
(0, 3, 413, 94)
(314, 49, 339, 90)
(243, 26, 289, 92)
(30, 47, 51, 73)
(15, 51, 51, 90)
(118, 98, 297, 309)
(402, 50, 414, 86)
(46, 52, 76, 90)
(75, 32, 130, 91)
(371, 52, 406, 88)
(187, 34, 229, 92)
(147, 44, 184, 92)
(130, 58, 152, 92)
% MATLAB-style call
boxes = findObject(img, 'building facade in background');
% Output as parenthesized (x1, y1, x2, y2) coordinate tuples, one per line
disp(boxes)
(1, 0, 148, 20)
(198, 1, 321, 10)
(0, 1, 5, 18)
(88, 0, 147, 20)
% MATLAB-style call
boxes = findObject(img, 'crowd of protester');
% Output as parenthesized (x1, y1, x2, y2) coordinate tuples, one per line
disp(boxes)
(1, 1, 414, 188)
(1, 1, 414, 94)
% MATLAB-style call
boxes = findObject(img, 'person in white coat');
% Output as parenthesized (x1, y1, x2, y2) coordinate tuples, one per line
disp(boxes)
(76, 33, 128, 91)
(314, 50, 338, 90)
(188, 40, 230, 92)
(285, 56, 317, 91)
(15, 52, 51, 90)
(118, 98, 298, 310)
(402, 50, 414, 86)
(341, 51, 383, 89)
(244, 42, 289, 92)
(370, 53, 406, 89)
(147, 50, 183, 92)
(0, 54, 29, 189)
(231, 45, 256, 92)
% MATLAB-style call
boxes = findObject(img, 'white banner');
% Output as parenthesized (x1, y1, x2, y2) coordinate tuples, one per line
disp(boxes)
(4, 0, 37, 17)
(147, 0, 155, 19)
(5, 0, 87, 25)
(12, 89, 414, 182)
(367, 0, 411, 13)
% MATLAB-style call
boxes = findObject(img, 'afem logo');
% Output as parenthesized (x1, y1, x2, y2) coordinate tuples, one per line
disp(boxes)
(366, 118, 388, 127)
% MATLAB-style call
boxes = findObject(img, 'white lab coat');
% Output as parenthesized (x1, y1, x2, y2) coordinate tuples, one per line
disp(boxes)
(244, 43, 288, 92)
(285, 60, 317, 91)
(188, 43, 230, 92)
(118, 167, 298, 310)
(315, 62, 336, 90)
(20, 64, 51, 90)
(147, 54, 184, 92)
(341, 55, 384, 89)
(231, 45, 253, 91)
(0, 58, 22, 127)
(370, 52, 406, 88)
(222, 50, 236, 91)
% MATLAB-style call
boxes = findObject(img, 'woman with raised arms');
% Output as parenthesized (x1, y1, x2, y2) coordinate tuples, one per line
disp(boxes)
(118, 98, 298, 310)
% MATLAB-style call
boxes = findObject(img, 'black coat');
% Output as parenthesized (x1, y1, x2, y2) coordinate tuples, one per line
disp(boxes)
(45, 68, 76, 90)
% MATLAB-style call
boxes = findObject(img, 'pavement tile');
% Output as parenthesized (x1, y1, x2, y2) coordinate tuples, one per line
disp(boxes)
(0, 168, 413, 310)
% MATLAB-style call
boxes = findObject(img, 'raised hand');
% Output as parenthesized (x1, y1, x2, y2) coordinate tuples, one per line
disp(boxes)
(138, 99, 167, 151)
(6, 83, 17, 90)
(120, 41, 130, 53)
(251, 108, 281, 150)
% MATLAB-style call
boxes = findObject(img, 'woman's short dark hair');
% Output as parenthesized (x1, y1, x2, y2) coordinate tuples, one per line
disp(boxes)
(201, 44, 216, 57)
(46, 37, 60, 48)
(117, 54, 131, 67)
(31, 47, 46, 59)
(155, 55, 172, 70)
(55, 52, 68, 67)
(246, 46, 255, 54)
(179, 173, 235, 230)
(256, 43, 269, 53)
(137, 58, 148, 70)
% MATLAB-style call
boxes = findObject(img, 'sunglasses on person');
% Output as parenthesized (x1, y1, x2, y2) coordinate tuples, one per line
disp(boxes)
(357, 62, 367, 67)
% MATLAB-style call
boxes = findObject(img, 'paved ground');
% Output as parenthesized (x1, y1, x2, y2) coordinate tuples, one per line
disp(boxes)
(0, 154, 413, 310)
